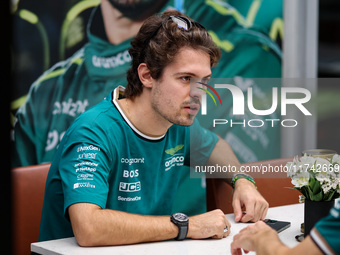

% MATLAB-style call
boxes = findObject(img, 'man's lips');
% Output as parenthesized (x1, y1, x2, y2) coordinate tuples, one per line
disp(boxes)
(184, 104, 200, 114)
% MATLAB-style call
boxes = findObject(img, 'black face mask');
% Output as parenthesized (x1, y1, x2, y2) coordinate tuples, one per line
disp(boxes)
(108, 0, 169, 21)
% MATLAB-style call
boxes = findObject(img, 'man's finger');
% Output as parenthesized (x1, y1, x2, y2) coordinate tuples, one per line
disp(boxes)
(240, 203, 255, 222)
(261, 203, 269, 220)
(252, 201, 268, 222)
(223, 222, 231, 237)
(253, 202, 262, 222)
(233, 199, 243, 222)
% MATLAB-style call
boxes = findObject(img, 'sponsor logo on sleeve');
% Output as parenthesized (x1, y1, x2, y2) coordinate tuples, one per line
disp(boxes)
(77, 173, 94, 181)
(73, 182, 95, 189)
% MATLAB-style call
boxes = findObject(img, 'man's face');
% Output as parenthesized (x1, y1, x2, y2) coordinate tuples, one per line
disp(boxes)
(150, 47, 212, 126)
(108, 0, 168, 21)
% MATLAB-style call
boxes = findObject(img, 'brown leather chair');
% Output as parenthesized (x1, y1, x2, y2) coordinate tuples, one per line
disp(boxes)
(206, 157, 300, 214)
(12, 163, 50, 255)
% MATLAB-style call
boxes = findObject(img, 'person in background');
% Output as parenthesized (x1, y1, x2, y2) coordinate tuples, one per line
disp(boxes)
(227, 0, 283, 43)
(231, 200, 340, 255)
(38, 10, 269, 244)
(11, 0, 281, 215)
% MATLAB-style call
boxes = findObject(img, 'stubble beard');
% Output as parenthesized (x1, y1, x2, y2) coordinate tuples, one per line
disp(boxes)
(151, 99, 195, 127)
(151, 88, 197, 127)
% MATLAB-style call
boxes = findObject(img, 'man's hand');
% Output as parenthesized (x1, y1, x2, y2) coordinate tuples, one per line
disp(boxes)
(187, 209, 231, 239)
(232, 178, 269, 222)
(231, 221, 284, 255)
(205, 138, 268, 222)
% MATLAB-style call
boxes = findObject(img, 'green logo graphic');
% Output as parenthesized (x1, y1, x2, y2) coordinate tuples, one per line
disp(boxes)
(165, 144, 184, 155)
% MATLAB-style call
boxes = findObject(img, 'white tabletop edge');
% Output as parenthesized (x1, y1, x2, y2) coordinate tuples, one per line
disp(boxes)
(31, 203, 304, 255)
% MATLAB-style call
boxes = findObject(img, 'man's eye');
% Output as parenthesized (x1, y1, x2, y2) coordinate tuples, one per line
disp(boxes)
(181, 76, 191, 82)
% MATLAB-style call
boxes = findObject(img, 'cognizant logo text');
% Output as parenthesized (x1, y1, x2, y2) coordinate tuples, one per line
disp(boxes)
(121, 157, 145, 165)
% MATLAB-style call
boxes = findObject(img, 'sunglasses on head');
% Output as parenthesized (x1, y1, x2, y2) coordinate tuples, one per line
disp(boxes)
(143, 15, 206, 49)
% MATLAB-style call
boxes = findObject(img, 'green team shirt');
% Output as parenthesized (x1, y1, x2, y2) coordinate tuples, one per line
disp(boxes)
(38, 87, 218, 241)
(310, 200, 340, 255)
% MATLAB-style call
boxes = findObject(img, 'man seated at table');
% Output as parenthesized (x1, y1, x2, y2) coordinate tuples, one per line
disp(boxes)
(231, 199, 340, 255)
(39, 10, 268, 246)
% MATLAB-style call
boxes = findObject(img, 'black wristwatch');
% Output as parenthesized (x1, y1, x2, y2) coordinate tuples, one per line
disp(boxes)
(170, 212, 189, 241)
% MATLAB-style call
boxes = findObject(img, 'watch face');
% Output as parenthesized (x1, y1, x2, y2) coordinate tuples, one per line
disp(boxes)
(173, 213, 188, 222)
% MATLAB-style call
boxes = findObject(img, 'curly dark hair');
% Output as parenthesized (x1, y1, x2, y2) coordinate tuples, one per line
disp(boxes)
(125, 10, 221, 99)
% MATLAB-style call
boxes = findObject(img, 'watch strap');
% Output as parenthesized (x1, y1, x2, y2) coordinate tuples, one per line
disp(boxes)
(176, 224, 188, 240)
(171, 213, 189, 241)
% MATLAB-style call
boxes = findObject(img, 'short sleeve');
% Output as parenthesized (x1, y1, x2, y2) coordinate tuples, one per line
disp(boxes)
(188, 119, 219, 167)
(58, 124, 114, 216)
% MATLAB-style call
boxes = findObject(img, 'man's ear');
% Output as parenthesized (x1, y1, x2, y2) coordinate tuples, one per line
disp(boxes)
(138, 63, 153, 88)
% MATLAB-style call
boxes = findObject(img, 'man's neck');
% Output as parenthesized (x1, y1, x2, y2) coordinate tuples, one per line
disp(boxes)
(118, 95, 172, 138)
(100, 1, 144, 45)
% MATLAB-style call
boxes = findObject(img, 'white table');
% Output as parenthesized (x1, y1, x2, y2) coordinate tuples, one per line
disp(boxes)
(31, 203, 304, 255)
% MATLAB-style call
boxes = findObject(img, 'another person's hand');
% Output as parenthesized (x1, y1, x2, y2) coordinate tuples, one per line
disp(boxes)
(231, 221, 285, 255)
(187, 209, 231, 239)
(232, 178, 269, 222)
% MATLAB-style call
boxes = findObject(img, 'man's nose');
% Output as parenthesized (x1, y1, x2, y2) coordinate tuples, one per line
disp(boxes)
(190, 81, 206, 98)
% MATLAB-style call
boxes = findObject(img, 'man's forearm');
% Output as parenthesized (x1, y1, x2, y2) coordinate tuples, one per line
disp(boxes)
(206, 138, 257, 189)
(69, 203, 178, 246)
(206, 138, 241, 181)
(69, 203, 231, 246)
